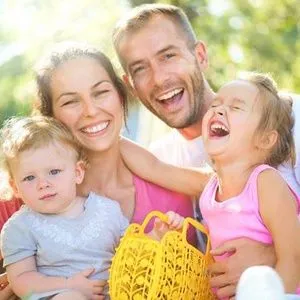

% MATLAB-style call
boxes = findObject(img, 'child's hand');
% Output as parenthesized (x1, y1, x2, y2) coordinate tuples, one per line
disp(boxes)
(151, 211, 184, 240)
(66, 268, 106, 299)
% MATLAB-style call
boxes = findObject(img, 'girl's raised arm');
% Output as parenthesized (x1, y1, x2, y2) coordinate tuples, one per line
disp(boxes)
(120, 137, 212, 197)
(258, 169, 300, 293)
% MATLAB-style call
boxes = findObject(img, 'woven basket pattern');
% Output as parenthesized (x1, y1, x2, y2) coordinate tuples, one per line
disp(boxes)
(109, 211, 216, 300)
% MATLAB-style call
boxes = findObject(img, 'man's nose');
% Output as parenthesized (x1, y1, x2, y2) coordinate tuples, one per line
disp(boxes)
(151, 62, 169, 87)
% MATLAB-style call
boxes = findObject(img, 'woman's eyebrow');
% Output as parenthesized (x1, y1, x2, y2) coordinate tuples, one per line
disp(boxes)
(92, 80, 111, 89)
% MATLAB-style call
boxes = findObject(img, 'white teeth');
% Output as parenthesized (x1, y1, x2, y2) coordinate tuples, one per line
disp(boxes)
(82, 122, 109, 133)
(210, 123, 229, 132)
(157, 88, 183, 101)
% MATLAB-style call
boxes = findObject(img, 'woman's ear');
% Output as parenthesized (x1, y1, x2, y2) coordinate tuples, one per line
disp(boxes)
(258, 130, 278, 150)
(75, 161, 85, 185)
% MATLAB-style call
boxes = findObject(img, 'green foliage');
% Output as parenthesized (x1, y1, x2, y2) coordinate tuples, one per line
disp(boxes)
(1, 0, 299, 127)
(130, 0, 300, 92)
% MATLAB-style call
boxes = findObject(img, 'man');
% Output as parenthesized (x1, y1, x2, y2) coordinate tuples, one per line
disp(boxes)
(113, 3, 299, 298)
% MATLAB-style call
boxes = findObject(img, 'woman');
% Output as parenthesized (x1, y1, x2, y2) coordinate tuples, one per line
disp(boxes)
(0, 43, 195, 298)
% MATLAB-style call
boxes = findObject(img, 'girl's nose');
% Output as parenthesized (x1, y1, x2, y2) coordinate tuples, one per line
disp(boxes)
(215, 106, 225, 116)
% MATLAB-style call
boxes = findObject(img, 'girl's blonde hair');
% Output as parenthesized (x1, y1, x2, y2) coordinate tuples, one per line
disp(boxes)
(0, 116, 86, 198)
(239, 72, 295, 167)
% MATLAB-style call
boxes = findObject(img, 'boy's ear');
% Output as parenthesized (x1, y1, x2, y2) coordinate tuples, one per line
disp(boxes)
(123, 74, 137, 97)
(9, 179, 21, 198)
(258, 130, 278, 150)
(75, 161, 85, 185)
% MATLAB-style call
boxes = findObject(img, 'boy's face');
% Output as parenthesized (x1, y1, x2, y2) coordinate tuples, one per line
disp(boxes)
(10, 142, 84, 215)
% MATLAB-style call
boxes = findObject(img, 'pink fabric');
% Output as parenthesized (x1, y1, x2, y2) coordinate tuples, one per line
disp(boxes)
(200, 164, 300, 297)
(0, 197, 23, 231)
(200, 164, 300, 258)
(132, 175, 196, 245)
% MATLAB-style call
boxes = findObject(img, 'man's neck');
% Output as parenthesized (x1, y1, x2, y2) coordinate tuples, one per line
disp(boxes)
(177, 86, 215, 140)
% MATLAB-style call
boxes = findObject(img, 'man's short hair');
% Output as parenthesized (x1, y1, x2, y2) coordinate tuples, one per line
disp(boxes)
(113, 3, 197, 70)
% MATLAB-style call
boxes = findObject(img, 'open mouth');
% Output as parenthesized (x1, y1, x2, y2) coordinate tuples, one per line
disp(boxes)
(209, 122, 229, 137)
(81, 121, 109, 134)
(156, 88, 184, 106)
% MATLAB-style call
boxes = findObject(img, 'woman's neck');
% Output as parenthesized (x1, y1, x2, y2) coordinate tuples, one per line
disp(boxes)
(79, 140, 133, 197)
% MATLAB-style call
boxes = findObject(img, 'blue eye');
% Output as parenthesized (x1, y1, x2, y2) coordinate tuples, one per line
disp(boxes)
(50, 169, 61, 175)
(23, 175, 35, 182)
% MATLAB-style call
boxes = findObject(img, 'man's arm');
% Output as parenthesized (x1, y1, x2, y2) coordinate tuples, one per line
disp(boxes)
(209, 238, 276, 299)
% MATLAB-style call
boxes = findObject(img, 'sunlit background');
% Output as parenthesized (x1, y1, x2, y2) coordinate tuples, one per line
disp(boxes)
(1, 0, 299, 145)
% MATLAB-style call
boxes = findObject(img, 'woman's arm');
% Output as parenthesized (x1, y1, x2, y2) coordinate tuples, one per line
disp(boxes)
(7, 256, 105, 298)
(259, 169, 300, 293)
(120, 137, 212, 196)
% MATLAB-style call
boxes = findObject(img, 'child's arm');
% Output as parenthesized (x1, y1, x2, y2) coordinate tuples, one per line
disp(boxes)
(148, 211, 184, 241)
(120, 137, 212, 197)
(6, 256, 104, 298)
(258, 169, 300, 293)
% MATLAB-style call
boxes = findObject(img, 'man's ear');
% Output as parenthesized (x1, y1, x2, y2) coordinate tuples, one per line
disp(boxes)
(75, 161, 85, 185)
(9, 179, 21, 198)
(258, 130, 278, 150)
(123, 74, 137, 97)
(194, 41, 209, 71)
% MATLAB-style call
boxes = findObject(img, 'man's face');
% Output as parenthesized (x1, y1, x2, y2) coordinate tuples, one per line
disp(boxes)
(118, 15, 208, 128)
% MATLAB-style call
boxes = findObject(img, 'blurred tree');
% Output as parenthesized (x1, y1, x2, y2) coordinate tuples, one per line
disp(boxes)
(0, 0, 299, 142)
(0, 0, 129, 126)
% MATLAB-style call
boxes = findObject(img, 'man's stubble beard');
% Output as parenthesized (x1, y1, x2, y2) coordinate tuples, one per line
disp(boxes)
(168, 63, 205, 129)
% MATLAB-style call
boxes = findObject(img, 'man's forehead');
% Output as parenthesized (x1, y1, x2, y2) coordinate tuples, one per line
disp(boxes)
(118, 16, 187, 67)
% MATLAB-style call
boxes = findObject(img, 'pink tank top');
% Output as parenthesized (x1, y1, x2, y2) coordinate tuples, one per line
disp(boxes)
(200, 164, 300, 257)
(132, 175, 196, 245)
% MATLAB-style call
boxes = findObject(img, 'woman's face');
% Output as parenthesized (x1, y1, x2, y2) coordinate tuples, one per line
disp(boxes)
(51, 57, 124, 153)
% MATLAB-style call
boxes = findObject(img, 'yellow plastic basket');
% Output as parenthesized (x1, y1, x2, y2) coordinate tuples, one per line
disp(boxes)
(109, 211, 216, 300)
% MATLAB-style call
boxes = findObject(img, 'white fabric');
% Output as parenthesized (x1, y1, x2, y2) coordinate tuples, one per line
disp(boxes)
(149, 93, 300, 196)
(278, 93, 300, 196)
(149, 130, 209, 168)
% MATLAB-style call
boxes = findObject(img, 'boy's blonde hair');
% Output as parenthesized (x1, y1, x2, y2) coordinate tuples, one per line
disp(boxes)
(0, 115, 86, 183)
(239, 72, 295, 167)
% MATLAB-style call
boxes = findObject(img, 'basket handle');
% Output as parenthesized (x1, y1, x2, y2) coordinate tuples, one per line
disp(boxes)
(182, 217, 211, 255)
(140, 210, 169, 233)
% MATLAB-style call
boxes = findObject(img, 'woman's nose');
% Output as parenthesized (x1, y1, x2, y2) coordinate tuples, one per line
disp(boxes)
(82, 99, 98, 117)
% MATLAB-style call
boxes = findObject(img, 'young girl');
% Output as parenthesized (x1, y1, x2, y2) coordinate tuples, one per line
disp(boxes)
(0, 115, 182, 300)
(120, 72, 300, 296)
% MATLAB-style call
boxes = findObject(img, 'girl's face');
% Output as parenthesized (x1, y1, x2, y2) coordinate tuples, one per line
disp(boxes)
(202, 80, 262, 162)
(51, 57, 124, 154)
